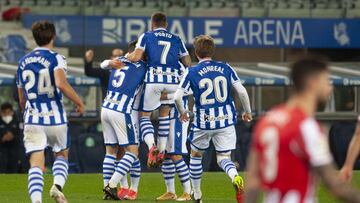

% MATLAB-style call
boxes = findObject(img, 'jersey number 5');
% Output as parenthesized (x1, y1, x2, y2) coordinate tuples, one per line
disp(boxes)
(22, 69, 54, 100)
(112, 66, 129, 88)
(199, 76, 228, 105)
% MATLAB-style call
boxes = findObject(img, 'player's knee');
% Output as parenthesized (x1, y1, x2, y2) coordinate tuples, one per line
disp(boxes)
(191, 150, 203, 158)
(105, 145, 118, 156)
(140, 111, 151, 117)
(216, 152, 231, 166)
(126, 145, 139, 157)
(170, 155, 183, 162)
(55, 149, 69, 160)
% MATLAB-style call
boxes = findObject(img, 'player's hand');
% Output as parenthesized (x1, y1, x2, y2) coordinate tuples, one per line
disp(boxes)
(242, 112, 253, 122)
(109, 59, 125, 69)
(160, 91, 168, 101)
(180, 111, 190, 122)
(85, 50, 94, 63)
(339, 165, 353, 182)
(75, 102, 85, 114)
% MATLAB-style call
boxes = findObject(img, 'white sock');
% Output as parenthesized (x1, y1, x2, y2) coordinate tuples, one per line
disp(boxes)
(28, 167, 43, 203)
(190, 156, 203, 197)
(144, 135, 155, 150)
(52, 156, 69, 189)
(130, 159, 141, 192)
(157, 116, 170, 152)
(161, 158, 176, 193)
(120, 175, 129, 189)
(109, 152, 137, 188)
(140, 117, 155, 150)
(219, 159, 238, 182)
(174, 158, 191, 194)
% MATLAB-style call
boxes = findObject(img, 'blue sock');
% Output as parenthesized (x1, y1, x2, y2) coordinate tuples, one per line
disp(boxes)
(174, 158, 191, 194)
(190, 156, 203, 195)
(28, 167, 43, 203)
(103, 154, 116, 187)
(130, 159, 141, 192)
(161, 158, 175, 193)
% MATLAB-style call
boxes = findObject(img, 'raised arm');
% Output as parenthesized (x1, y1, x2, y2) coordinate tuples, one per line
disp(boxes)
(340, 121, 360, 182)
(127, 49, 144, 62)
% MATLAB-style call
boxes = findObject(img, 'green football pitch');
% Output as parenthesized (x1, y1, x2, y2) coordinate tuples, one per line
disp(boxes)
(1, 172, 360, 203)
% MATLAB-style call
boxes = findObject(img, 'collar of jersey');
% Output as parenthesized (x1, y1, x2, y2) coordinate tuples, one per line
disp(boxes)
(34, 47, 50, 51)
(154, 28, 167, 31)
(198, 58, 212, 64)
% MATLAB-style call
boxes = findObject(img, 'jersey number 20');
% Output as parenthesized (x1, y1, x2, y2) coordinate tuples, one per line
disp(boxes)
(199, 76, 228, 105)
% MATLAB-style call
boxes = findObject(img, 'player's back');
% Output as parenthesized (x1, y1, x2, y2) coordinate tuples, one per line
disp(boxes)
(253, 105, 327, 203)
(17, 48, 67, 125)
(102, 56, 146, 114)
(183, 59, 238, 129)
(137, 28, 188, 84)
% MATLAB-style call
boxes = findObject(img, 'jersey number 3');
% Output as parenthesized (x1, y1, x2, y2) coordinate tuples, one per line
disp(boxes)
(199, 76, 228, 105)
(260, 127, 279, 183)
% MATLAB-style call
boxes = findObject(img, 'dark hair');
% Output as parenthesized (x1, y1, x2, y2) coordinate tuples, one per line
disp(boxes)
(290, 57, 329, 92)
(1, 102, 13, 112)
(31, 20, 56, 46)
(151, 12, 167, 28)
(128, 40, 138, 53)
(193, 35, 215, 58)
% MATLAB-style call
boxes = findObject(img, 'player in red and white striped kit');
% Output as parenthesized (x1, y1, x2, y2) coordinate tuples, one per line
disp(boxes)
(245, 57, 360, 203)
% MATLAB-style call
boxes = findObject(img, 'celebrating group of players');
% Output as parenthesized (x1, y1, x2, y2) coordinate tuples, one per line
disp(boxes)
(15, 10, 360, 203)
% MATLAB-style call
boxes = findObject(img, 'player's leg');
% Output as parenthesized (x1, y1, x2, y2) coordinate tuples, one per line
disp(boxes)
(188, 128, 210, 202)
(171, 155, 192, 201)
(212, 126, 244, 203)
(116, 147, 132, 200)
(105, 113, 139, 199)
(125, 157, 141, 200)
(47, 124, 70, 203)
(101, 108, 120, 200)
(157, 156, 177, 201)
(157, 105, 171, 164)
(24, 125, 47, 203)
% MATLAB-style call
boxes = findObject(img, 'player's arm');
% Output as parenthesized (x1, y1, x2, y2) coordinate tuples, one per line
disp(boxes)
(55, 69, 85, 113)
(174, 88, 188, 121)
(313, 163, 360, 202)
(244, 148, 261, 203)
(100, 59, 123, 70)
(127, 33, 146, 62)
(17, 88, 26, 112)
(179, 39, 191, 67)
(302, 119, 360, 202)
(340, 121, 360, 182)
(180, 55, 191, 67)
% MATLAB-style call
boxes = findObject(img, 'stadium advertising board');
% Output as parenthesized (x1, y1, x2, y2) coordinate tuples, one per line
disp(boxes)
(23, 15, 360, 48)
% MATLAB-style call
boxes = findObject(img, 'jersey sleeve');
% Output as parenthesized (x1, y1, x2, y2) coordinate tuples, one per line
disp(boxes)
(299, 118, 333, 167)
(54, 54, 68, 73)
(178, 38, 189, 57)
(135, 33, 147, 51)
(228, 64, 241, 84)
(178, 69, 191, 92)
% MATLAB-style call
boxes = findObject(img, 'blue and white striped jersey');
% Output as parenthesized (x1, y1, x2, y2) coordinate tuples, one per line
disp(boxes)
(136, 28, 189, 84)
(102, 57, 146, 114)
(179, 59, 241, 130)
(16, 47, 68, 126)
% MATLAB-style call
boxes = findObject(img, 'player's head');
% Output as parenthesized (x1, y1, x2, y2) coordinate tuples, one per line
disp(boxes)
(151, 12, 167, 30)
(0, 102, 14, 124)
(128, 40, 137, 54)
(193, 35, 215, 60)
(31, 20, 56, 47)
(290, 57, 332, 109)
(111, 49, 123, 59)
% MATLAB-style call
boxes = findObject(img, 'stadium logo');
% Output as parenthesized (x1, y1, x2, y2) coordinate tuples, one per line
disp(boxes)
(334, 22, 350, 46)
(102, 19, 122, 43)
(54, 19, 71, 43)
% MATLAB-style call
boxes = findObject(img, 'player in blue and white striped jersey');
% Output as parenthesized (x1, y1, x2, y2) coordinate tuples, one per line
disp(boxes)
(17, 21, 85, 203)
(174, 35, 252, 203)
(127, 12, 191, 167)
(101, 41, 146, 200)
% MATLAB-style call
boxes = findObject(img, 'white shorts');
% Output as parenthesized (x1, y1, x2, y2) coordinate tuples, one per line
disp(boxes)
(101, 108, 138, 146)
(141, 83, 179, 112)
(166, 117, 189, 155)
(23, 124, 69, 154)
(189, 125, 236, 153)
